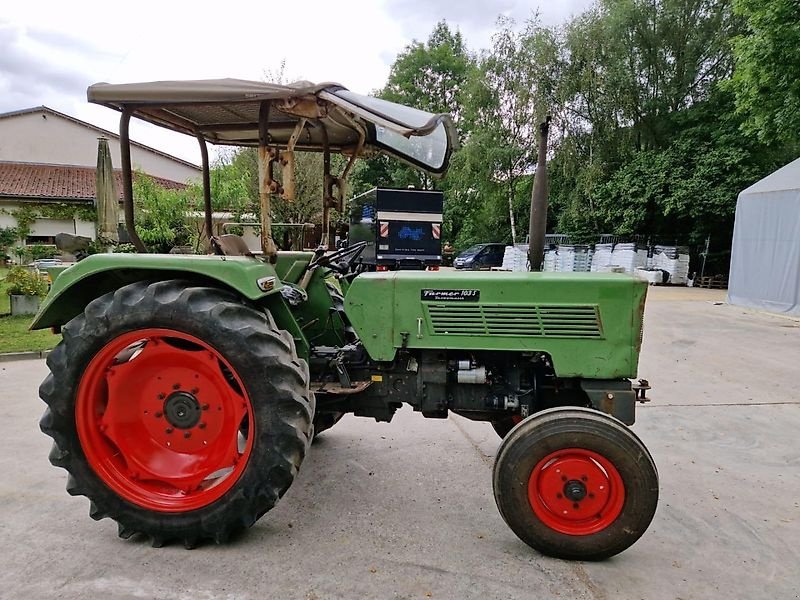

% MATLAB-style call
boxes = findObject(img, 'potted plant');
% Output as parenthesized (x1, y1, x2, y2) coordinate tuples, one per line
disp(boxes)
(5, 266, 48, 316)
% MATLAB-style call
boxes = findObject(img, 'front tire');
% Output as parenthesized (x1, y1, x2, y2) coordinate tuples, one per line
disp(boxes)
(39, 280, 314, 547)
(493, 407, 658, 560)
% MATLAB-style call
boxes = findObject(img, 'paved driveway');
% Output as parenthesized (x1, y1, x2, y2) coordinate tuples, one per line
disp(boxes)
(1, 287, 798, 599)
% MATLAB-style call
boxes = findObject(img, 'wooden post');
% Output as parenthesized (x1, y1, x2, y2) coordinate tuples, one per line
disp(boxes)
(258, 101, 278, 262)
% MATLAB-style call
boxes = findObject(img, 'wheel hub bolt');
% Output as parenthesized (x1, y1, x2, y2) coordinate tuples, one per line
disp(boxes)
(165, 427, 173, 434)
(184, 431, 191, 439)
(563, 480, 588, 502)
(163, 391, 201, 429)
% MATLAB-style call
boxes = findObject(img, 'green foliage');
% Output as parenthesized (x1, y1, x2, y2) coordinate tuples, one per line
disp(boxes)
(27, 244, 58, 260)
(452, 16, 561, 245)
(210, 148, 332, 224)
(351, 21, 475, 195)
(5, 266, 48, 297)
(12, 246, 31, 264)
(4, 204, 95, 245)
(0, 315, 60, 352)
(11, 206, 36, 240)
(382, 21, 474, 124)
(0, 227, 17, 256)
(36, 202, 96, 223)
(133, 172, 194, 253)
(727, 0, 800, 143)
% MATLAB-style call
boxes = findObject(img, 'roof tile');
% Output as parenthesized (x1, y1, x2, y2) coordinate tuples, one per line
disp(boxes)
(0, 162, 187, 200)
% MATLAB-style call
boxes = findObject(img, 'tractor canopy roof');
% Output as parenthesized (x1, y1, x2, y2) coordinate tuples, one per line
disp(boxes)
(88, 78, 456, 174)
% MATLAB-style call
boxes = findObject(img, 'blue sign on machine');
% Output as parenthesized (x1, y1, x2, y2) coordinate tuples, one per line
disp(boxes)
(398, 226, 425, 241)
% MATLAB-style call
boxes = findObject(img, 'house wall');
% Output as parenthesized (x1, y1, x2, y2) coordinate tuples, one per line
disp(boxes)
(0, 110, 200, 184)
(0, 199, 97, 243)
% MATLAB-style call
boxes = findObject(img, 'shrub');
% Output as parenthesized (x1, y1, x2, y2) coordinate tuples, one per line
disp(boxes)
(28, 244, 59, 260)
(5, 267, 48, 297)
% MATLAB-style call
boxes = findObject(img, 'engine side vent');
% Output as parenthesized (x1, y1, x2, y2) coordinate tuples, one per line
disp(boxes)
(424, 304, 603, 338)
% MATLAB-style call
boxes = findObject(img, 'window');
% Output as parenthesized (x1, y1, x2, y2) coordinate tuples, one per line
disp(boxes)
(26, 236, 56, 245)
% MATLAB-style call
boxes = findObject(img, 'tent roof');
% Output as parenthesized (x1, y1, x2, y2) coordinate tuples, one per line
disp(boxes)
(87, 78, 456, 174)
(740, 156, 800, 196)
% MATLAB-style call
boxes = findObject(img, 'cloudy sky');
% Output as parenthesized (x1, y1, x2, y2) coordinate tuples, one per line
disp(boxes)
(1, 0, 591, 165)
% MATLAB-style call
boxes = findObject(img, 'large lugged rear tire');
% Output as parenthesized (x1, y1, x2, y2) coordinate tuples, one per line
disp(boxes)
(493, 407, 658, 561)
(39, 280, 314, 547)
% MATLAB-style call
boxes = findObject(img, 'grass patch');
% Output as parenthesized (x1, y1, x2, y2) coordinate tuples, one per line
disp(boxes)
(0, 267, 9, 314)
(0, 315, 59, 353)
(0, 266, 60, 354)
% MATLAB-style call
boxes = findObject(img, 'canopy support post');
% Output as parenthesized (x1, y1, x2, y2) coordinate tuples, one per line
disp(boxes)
(196, 134, 213, 245)
(320, 125, 333, 249)
(120, 107, 147, 253)
(258, 101, 278, 262)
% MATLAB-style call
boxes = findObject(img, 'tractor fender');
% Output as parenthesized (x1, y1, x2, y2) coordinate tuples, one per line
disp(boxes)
(30, 253, 283, 330)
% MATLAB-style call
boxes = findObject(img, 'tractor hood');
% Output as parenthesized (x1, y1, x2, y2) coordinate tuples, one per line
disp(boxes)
(88, 78, 457, 174)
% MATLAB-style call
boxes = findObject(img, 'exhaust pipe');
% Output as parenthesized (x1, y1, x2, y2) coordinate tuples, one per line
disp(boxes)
(528, 117, 551, 272)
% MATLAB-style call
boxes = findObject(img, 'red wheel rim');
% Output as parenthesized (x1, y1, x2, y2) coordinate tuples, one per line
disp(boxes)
(527, 448, 625, 536)
(76, 329, 254, 512)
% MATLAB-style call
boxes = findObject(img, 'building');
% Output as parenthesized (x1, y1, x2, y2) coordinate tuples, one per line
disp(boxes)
(0, 106, 201, 251)
(728, 156, 800, 316)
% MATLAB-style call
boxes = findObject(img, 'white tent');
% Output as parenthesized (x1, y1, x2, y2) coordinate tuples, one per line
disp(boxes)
(728, 157, 800, 316)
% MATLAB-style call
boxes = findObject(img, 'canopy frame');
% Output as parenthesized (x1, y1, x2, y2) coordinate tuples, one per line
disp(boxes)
(89, 78, 456, 260)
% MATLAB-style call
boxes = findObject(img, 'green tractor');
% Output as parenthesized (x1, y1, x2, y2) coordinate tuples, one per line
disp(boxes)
(34, 78, 658, 560)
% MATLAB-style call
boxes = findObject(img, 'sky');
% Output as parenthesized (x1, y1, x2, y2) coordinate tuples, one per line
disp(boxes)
(0, 0, 591, 166)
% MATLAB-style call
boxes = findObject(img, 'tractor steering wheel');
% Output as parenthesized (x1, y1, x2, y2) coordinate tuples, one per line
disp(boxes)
(308, 241, 369, 274)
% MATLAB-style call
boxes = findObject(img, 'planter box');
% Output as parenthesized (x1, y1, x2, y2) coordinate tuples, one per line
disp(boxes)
(10, 294, 41, 316)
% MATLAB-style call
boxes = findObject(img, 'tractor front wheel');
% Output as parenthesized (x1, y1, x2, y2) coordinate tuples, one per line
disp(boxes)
(39, 280, 314, 547)
(492, 407, 658, 560)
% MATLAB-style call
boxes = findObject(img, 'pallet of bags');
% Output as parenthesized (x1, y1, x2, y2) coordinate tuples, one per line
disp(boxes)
(555, 244, 593, 272)
(610, 243, 647, 274)
(543, 247, 558, 272)
(501, 245, 529, 271)
(591, 243, 614, 272)
(651, 246, 690, 284)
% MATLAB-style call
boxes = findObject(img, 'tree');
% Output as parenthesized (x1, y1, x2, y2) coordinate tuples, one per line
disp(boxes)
(549, 0, 747, 246)
(350, 20, 475, 195)
(0, 227, 17, 261)
(133, 173, 193, 253)
(561, 90, 791, 271)
(382, 21, 473, 122)
(450, 16, 562, 245)
(214, 148, 330, 223)
(727, 0, 800, 143)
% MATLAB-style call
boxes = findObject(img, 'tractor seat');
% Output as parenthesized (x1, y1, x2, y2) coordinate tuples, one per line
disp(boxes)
(211, 234, 259, 257)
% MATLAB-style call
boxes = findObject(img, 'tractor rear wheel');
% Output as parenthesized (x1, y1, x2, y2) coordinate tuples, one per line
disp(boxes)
(39, 280, 314, 547)
(493, 407, 658, 560)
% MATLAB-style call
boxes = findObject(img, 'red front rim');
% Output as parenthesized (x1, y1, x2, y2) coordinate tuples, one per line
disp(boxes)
(76, 329, 255, 512)
(527, 448, 625, 536)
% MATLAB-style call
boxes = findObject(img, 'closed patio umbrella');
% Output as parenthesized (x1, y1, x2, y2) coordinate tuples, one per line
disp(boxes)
(95, 136, 119, 248)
